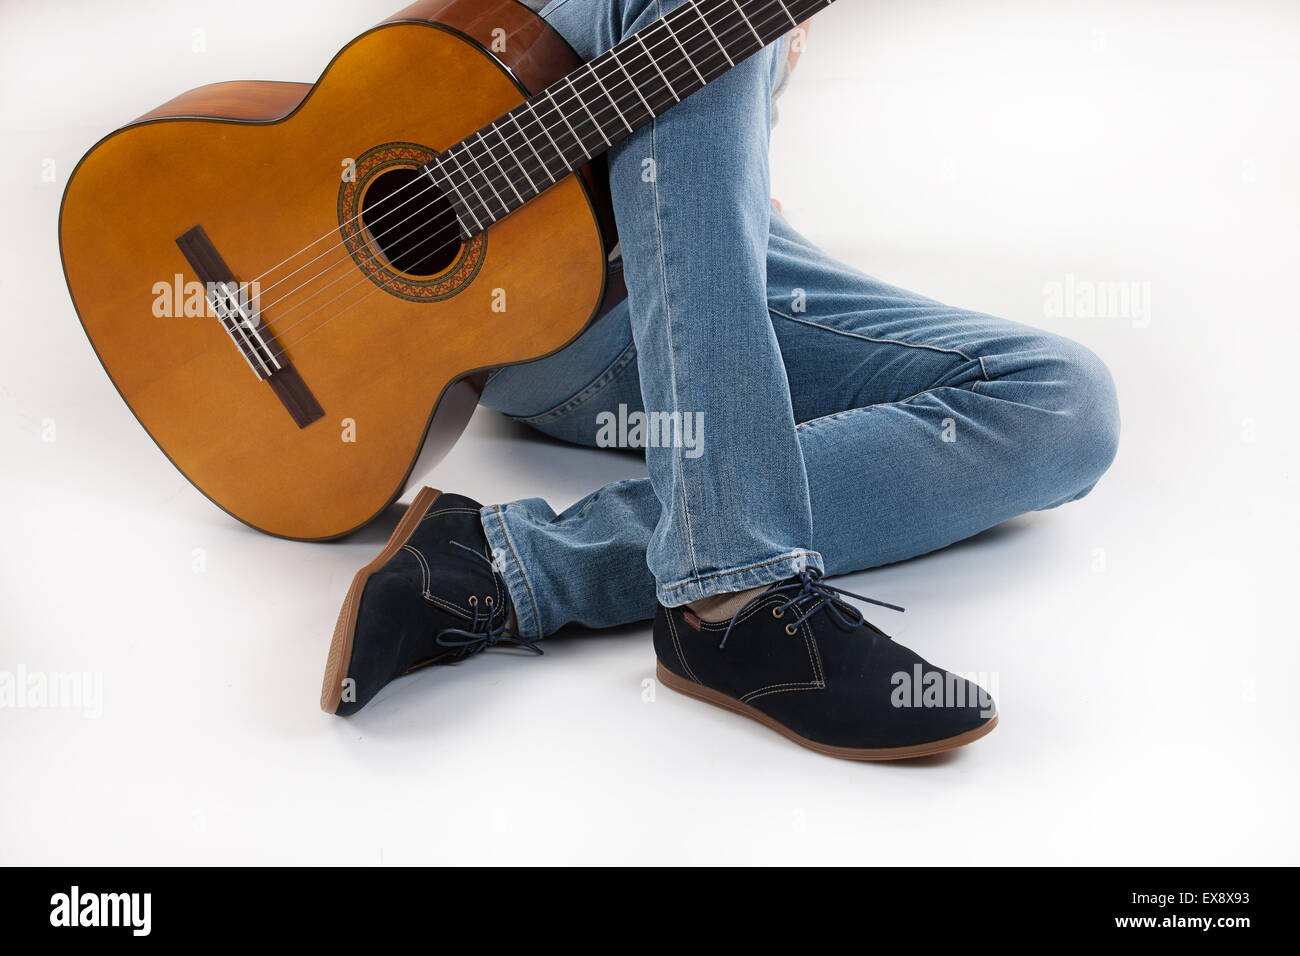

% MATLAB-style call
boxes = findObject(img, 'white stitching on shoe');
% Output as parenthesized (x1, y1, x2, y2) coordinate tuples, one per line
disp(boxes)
(402, 545, 475, 619)
(418, 507, 481, 524)
(689, 597, 826, 703)
(739, 616, 825, 703)
(742, 682, 824, 704)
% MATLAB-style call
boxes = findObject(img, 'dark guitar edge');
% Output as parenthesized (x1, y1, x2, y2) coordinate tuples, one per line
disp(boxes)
(58, 0, 621, 543)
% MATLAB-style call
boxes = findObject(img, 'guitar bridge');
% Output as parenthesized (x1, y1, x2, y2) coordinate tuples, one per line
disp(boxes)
(176, 225, 324, 428)
(207, 280, 280, 380)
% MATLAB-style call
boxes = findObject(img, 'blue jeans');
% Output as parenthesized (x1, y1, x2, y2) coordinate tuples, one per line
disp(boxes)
(477, 0, 1121, 639)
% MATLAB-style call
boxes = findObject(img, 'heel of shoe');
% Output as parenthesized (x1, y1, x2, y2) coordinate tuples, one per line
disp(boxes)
(320, 487, 443, 714)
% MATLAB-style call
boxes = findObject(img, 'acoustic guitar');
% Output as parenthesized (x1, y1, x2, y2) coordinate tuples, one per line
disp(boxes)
(60, 0, 832, 539)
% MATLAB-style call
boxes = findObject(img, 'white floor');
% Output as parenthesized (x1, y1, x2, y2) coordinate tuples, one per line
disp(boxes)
(2, 0, 1297, 865)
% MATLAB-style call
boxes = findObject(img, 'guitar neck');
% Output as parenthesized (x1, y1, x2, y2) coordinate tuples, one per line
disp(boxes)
(424, 0, 834, 238)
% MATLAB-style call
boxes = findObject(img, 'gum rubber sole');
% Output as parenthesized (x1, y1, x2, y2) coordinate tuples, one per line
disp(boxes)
(656, 660, 998, 761)
(320, 486, 442, 714)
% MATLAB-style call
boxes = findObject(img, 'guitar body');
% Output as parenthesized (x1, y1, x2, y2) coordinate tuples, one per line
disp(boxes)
(60, 0, 618, 540)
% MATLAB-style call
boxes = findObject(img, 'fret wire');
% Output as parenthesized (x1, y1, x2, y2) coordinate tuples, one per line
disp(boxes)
(613, 35, 680, 117)
(731, 0, 765, 47)
(485, 125, 536, 198)
(684, 0, 772, 85)
(446, 139, 499, 213)
(571, 0, 721, 152)
(424, 159, 481, 236)
(551, 79, 605, 154)
(435, 149, 491, 232)
(617, 0, 817, 126)
(719, 0, 768, 59)
(458, 140, 511, 218)
(581, 61, 634, 134)
(503, 112, 554, 186)
(657, 0, 727, 94)
(489, 102, 576, 190)
(688, 0, 734, 68)
(659, 11, 707, 86)
(562, 0, 815, 161)
(477, 129, 527, 206)
(544, 0, 802, 166)
(519, 104, 566, 180)
(454, 0, 833, 234)
(607, 47, 655, 118)
(541, 88, 590, 160)
(566, 74, 612, 147)
(635, 32, 680, 103)
(509, 89, 587, 174)
(587, 54, 653, 133)
(494, 119, 545, 195)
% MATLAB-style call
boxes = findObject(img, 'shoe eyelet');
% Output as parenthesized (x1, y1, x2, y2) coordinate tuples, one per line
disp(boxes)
(772, 607, 784, 618)
(468, 595, 478, 606)
(485, 596, 494, 606)
(785, 623, 797, 636)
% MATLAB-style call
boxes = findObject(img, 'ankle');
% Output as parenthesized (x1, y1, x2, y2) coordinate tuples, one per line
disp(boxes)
(687, 584, 769, 623)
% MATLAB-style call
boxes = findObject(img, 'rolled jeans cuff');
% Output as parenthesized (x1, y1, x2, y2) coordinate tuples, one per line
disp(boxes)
(479, 503, 544, 641)
(654, 549, 825, 608)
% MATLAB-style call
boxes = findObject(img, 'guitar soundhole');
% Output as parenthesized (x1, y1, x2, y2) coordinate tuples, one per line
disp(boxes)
(359, 167, 462, 277)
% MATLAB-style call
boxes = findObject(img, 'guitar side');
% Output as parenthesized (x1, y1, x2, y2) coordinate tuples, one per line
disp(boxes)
(59, 0, 620, 541)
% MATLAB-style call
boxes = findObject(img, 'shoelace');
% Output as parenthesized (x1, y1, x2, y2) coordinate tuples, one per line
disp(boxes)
(718, 568, 905, 649)
(433, 541, 543, 657)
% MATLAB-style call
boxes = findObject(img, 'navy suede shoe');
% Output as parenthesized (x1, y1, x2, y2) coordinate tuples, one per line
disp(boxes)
(654, 570, 997, 760)
(320, 487, 540, 715)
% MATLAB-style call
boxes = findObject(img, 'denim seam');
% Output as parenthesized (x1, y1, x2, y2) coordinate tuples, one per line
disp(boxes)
(768, 306, 976, 362)
(795, 381, 984, 432)
(485, 505, 542, 638)
(537, 0, 577, 18)
(513, 338, 637, 425)
(659, 549, 822, 594)
(646, 99, 703, 584)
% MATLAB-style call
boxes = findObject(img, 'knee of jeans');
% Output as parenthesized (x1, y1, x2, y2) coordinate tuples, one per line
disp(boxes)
(619, 0, 668, 31)
(1043, 336, 1122, 492)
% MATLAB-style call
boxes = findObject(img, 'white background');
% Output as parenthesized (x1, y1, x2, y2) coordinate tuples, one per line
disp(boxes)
(2, 0, 1297, 865)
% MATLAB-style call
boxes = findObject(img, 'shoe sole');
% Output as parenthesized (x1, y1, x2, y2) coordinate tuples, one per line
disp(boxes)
(656, 660, 998, 761)
(320, 486, 442, 714)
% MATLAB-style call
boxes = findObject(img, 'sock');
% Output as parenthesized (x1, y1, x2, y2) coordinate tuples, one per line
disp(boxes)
(687, 585, 770, 624)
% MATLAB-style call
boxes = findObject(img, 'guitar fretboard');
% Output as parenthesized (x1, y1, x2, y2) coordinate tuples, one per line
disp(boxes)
(423, 0, 833, 237)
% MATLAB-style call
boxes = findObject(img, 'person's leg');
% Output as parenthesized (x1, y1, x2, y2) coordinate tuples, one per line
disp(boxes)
(497, 0, 823, 615)
(480, 207, 1120, 637)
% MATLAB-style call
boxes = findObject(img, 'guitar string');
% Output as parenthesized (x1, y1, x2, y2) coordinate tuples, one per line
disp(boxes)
(233, 0, 808, 323)
(218, 0, 810, 315)
(240, 0, 801, 344)
(215, 0, 813, 357)
(266, 0, 808, 356)
(241, 0, 800, 351)
(268, 2, 810, 356)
